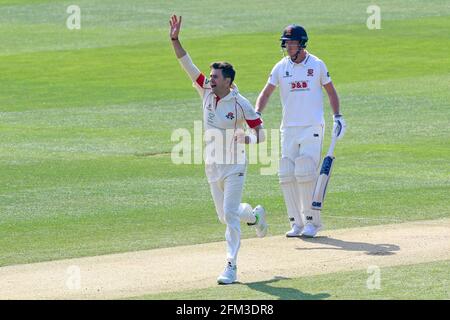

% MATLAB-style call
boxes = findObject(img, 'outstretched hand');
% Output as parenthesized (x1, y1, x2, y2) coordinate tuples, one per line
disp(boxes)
(169, 15, 182, 40)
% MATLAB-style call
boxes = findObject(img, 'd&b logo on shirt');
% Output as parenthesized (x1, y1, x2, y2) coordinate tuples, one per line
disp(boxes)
(290, 81, 309, 91)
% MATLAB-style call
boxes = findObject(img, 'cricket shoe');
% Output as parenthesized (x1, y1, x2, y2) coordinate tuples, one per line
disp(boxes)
(253, 205, 268, 238)
(301, 223, 320, 238)
(217, 262, 237, 285)
(285, 223, 303, 237)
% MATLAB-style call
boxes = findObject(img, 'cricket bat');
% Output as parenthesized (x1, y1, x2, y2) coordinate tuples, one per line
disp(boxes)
(311, 135, 338, 210)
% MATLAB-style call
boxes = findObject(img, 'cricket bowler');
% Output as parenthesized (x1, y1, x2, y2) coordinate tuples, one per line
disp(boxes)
(169, 15, 268, 284)
(255, 24, 347, 238)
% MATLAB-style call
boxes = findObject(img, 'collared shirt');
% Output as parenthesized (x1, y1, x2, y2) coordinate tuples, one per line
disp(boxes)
(268, 53, 332, 128)
(192, 73, 262, 171)
(193, 74, 262, 131)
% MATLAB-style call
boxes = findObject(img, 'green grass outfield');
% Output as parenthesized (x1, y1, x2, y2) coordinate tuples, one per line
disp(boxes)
(132, 260, 450, 300)
(0, 0, 449, 299)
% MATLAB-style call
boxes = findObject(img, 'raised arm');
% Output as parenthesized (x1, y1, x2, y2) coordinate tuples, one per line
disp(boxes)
(169, 15, 202, 83)
(169, 15, 186, 58)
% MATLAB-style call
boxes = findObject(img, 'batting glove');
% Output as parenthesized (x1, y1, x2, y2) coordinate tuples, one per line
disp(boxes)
(332, 114, 346, 140)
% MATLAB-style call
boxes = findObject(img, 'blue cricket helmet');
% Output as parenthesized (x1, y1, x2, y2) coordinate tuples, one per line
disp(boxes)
(280, 24, 308, 48)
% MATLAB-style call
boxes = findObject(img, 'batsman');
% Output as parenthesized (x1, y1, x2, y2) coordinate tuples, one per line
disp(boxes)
(255, 24, 347, 238)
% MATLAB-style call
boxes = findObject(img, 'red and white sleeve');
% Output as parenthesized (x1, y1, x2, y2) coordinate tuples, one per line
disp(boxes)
(178, 54, 210, 97)
(238, 99, 263, 129)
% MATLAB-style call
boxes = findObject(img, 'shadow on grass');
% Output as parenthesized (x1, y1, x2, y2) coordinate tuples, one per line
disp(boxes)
(244, 276, 331, 300)
(296, 236, 400, 255)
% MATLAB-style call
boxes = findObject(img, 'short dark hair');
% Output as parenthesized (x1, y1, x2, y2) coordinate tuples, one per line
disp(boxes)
(210, 62, 235, 85)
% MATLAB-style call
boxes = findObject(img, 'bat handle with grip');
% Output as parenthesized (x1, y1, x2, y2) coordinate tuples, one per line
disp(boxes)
(326, 134, 338, 157)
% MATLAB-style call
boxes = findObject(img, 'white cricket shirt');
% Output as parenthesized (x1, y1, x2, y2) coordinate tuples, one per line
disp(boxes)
(194, 73, 262, 182)
(268, 53, 332, 128)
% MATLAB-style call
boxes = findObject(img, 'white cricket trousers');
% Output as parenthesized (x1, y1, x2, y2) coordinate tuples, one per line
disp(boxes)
(209, 169, 251, 266)
(280, 125, 324, 228)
